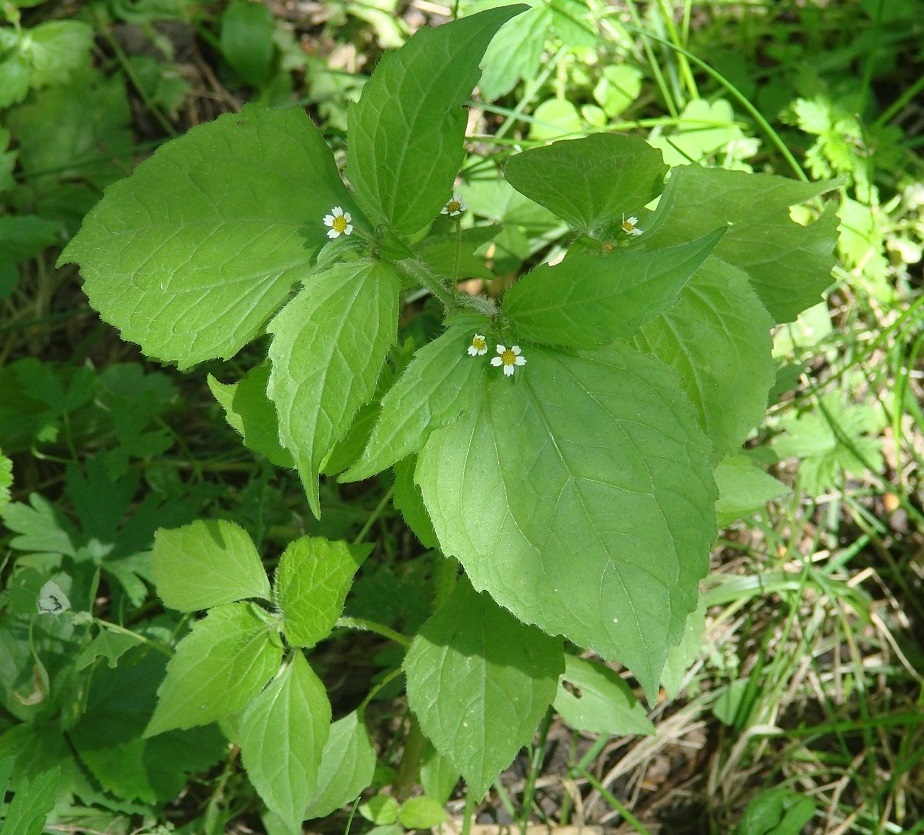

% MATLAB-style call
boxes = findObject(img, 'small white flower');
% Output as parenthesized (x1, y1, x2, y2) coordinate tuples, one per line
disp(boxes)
(441, 192, 467, 217)
(491, 344, 526, 376)
(621, 214, 643, 237)
(323, 206, 353, 238)
(468, 334, 488, 356)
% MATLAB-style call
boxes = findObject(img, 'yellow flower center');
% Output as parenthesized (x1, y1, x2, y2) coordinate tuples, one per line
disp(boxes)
(473, 337, 486, 351)
(447, 201, 461, 213)
(501, 349, 516, 365)
(332, 215, 348, 233)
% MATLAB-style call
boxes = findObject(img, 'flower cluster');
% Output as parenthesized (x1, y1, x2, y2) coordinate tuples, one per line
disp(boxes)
(468, 334, 526, 377)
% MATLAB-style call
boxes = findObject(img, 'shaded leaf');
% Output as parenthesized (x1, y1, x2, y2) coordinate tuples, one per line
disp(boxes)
(416, 343, 716, 698)
(267, 260, 400, 515)
(404, 576, 563, 797)
(505, 134, 667, 234)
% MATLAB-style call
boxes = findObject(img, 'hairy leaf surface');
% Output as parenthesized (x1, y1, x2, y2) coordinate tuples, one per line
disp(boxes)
(629, 257, 776, 458)
(404, 577, 563, 797)
(145, 604, 282, 737)
(275, 537, 370, 648)
(504, 134, 668, 234)
(504, 230, 723, 348)
(60, 105, 350, 367)
(267, 260, 400, 515)
(416, 344, 716, 697)
(641, 166, 838, 323)
(239, 654, 331, 831)
(347, 5, 525, 236)
(152, 519, 271, 612)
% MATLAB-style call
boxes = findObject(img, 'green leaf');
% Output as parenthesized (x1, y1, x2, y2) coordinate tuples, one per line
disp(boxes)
(274, 536, 370, 648)
(392, 456, 438, 549)
(70, 647, 225, 803)
(404, 576, 563, 798)
(60, 104, 350, 368)
(239, 653, 331, 831)
(629, 257, 776, 458)
(0, 59, 30, 109)
(0, 451, 12, 512)
(27, 21, 94, 87)
(267, 260, 400, 515)
(416, 343, 716, 698)
(420, 743, 459, 805)
(714, 454, 789, 528)
(660, 599, 706, 699)
(220, 0, 275, 86)
(504, 231, 724, 348)
(347, 5, 526, 236)
(477, 4, 551, 101)
(398, 796, 449, 829)
(553, 655, 654, 736)
(208, 365, 295, 469)
(505, 134, 667, 234)
(528, 98, 583, 140)
(2, 766, 60, 835)
(735, 787, 817, 835)
(342, 319, 487, 481)
(145, 603, 283, 737)
(361, 796, 400, 825)
(303, 711, 377, 820)
(151, 519, 271, 612)
(593, 65, 643, 118)
(0, 215, 61, 263)
(552, 655, 655, 736)
(641, 166, 838, 323)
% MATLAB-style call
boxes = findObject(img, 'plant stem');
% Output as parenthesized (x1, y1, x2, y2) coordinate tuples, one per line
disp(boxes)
(520, 708, 554, 832)
(334, 616, 411, 648)
(394, 716, 427, 800)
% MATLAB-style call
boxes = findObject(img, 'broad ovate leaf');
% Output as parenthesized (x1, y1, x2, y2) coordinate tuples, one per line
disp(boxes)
(404, 577, 563, 798)
(713, 454, 789, 527)
(504, 230, 724, 348)
(629, 257, 776, 459)
(239, 653, 331, 831)
(145, 604, 282, 737)
(416, 343, 717, 698)
(61, 104, 351, 368)
(504, 134, 668, 234)
(342, 319, 487, 482)
(152, 519, 271, 612)
(274, 536, 370, 648)
(267, 260, 400, 515)
(641, 166, 838, 323)
(347, 5, 526, 237)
